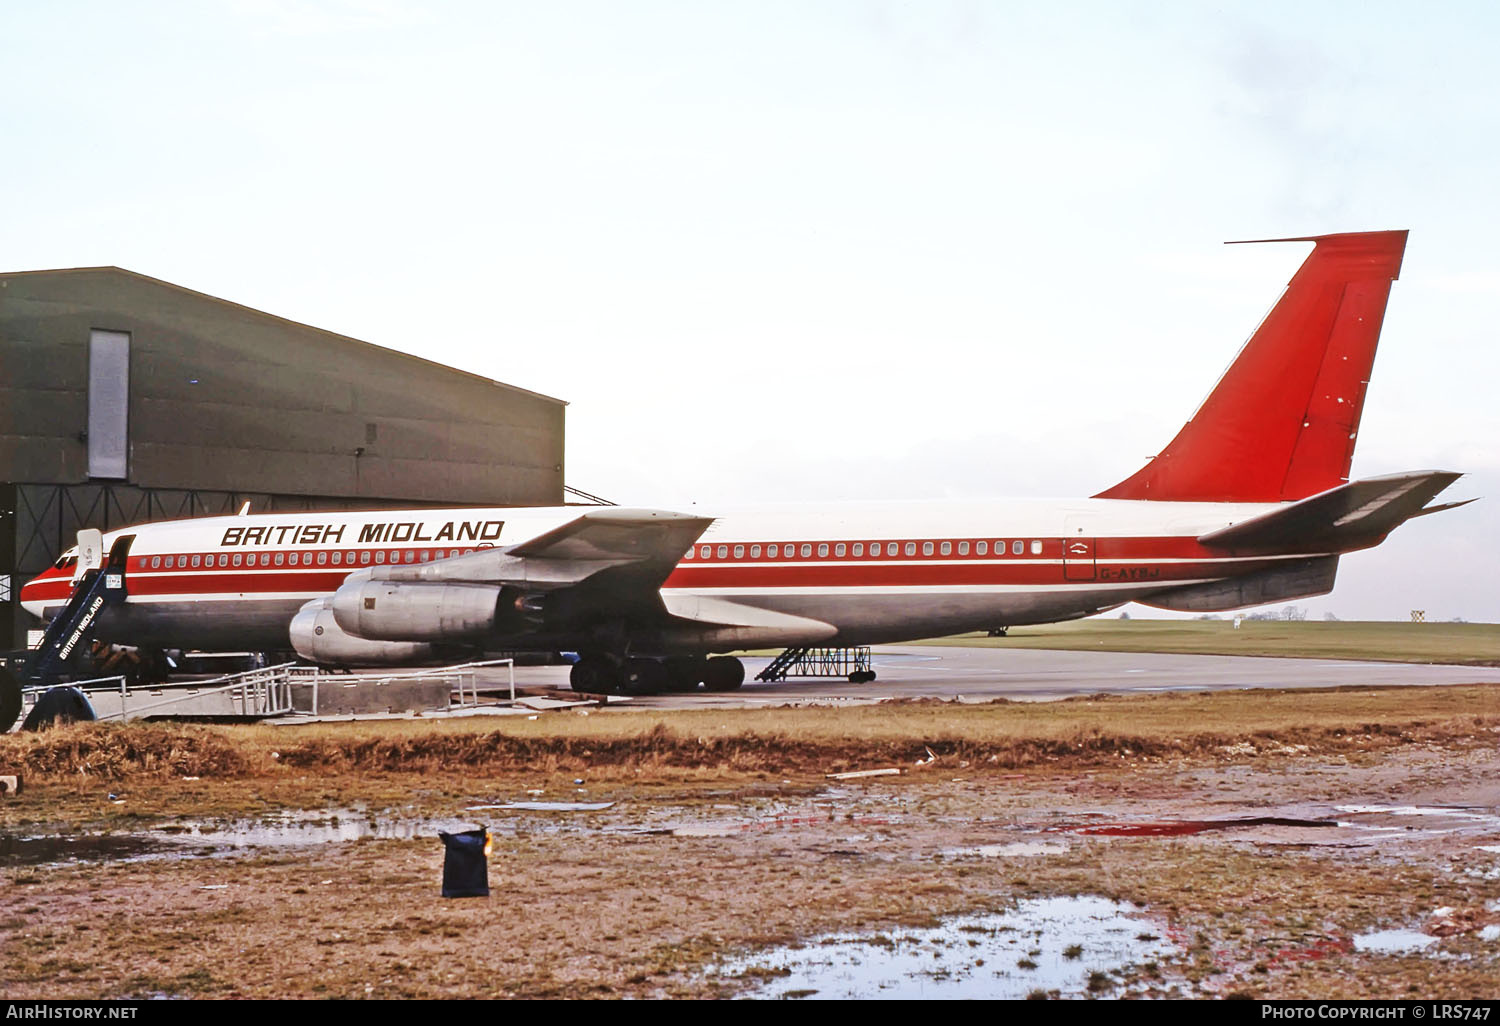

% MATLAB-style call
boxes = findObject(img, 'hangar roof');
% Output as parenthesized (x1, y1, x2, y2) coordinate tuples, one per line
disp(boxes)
(0, 265, 566, 407)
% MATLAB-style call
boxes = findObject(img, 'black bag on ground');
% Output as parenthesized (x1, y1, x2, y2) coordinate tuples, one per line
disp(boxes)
(438, 828, 490, 898)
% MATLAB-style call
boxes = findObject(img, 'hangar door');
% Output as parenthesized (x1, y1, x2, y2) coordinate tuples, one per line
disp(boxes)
(88, 330, 130, 479)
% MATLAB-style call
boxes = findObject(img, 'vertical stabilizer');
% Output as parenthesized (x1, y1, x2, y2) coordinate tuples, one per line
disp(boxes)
(1096, 230, 1407, 502)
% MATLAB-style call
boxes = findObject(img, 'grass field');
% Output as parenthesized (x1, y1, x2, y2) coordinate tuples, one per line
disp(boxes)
(916, 619, 1500, 665)
(3, 687, 1500, 999)
(3, 682, 1496, 786)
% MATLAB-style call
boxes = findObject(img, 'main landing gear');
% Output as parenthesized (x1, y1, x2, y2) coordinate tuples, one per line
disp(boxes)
(569, 655, 745, 696)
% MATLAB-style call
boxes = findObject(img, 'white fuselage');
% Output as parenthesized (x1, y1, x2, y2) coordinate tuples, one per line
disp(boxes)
(21, 497, 1305, 652)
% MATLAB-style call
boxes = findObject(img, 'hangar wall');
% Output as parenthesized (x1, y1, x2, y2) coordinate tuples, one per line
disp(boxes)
(1, 266, 568, 649)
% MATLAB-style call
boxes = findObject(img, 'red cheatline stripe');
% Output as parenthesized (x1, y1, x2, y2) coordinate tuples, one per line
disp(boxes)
(663, 560, 1281, 589)
(22, 549, 1303, 603)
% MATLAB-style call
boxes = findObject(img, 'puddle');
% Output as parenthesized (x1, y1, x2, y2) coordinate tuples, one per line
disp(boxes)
(1353, 929, 1439, 955)
(712, 896, 1180, 999)
(946, 842, 1070, 858)
(0, 833, 184, 867)
(470, 802, 615, 812)
(1335, 806, 1500, 832)
(1480, 926, 1500, 942)
(1332, 805, 1500, 845)
(1335, 805, 1498, 821)
(644, 811, 894, 838)
(161, 813, 494, 847)
(1064, 817, 1336, 837)
(2, 812, 504, 867)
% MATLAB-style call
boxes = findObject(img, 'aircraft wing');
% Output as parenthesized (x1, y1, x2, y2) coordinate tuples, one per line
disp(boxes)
(1197, 471, 1467, 552)
(506, 508, 711, 561)
(324, 508, 716, 646)
(362, 507, 713, 588)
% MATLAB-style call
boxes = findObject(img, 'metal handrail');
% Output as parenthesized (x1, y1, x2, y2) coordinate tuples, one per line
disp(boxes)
(91, 673, 297, 721)
(20, 657, 519, 722)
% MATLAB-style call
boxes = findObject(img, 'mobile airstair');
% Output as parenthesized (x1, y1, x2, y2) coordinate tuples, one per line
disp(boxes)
(755, 646, 874, 683)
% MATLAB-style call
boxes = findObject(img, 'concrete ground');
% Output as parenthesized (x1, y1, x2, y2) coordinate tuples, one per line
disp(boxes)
(486, 645, 1500, 709)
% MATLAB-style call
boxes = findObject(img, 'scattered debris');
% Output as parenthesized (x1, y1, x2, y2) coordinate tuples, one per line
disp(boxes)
(1427, 906, 1500, 937)
(482, 801, 615, 812)
(826, 768, 901, 781)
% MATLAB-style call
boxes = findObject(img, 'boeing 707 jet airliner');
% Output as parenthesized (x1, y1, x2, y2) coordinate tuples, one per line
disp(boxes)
(12, 230, 1468, 717)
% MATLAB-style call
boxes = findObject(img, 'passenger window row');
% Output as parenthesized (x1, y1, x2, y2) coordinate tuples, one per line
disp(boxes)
(141, 548, 479, 570)
(689, 539, 1047, 561)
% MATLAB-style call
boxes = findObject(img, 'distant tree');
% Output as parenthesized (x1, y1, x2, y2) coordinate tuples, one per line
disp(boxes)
(1118, 611, 1130, 619)
(1323, 612, 1340, 622)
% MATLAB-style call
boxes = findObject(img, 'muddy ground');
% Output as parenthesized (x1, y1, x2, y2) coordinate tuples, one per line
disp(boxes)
(1, 704, 1499, 999)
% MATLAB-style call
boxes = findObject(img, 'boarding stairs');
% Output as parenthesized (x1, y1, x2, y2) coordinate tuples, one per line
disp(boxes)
(755, 646, 873, 682)
(22, 537, 134, 691)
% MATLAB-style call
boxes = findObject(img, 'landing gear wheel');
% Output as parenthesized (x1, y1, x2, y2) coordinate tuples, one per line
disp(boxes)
(0, 666, 22, 733)
(703, 656, 745, 692)
(570, 658, 620, 695)
(847, 670, 876, 684)
(663, 657, 707, 692)
(622, 659, 669, 696)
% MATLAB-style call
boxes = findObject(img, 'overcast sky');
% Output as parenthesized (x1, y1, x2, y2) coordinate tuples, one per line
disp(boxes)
(5, 1, 1496, 621)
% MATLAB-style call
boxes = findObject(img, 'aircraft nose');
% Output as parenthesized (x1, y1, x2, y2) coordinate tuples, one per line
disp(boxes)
(18, 569, 57, 617)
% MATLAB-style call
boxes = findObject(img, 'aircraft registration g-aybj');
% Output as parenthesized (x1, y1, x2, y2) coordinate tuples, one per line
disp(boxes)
(16, 230, 1472, 700)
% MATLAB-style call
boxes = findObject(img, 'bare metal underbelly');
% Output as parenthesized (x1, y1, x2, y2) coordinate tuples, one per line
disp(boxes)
(83, 580, 1186, 654)
(669, 583, 1175, 646)
(93, 599, 305, 651)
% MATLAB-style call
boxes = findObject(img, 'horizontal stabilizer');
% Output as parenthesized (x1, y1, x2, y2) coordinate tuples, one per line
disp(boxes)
(1198, 471, 1463, 551)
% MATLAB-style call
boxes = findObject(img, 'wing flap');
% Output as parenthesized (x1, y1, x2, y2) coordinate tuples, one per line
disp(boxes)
(659, 594, 838, 648)
(661, 593, 837, 634)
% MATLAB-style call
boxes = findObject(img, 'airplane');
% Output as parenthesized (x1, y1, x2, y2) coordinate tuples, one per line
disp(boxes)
(9, 229, 1471, 721)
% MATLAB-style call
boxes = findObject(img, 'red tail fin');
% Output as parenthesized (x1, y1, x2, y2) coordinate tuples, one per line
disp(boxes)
(1096, 230, 1408, 502)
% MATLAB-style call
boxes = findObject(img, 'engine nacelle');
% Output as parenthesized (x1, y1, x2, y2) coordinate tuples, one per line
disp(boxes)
(290, 599, 435, 666)
(330, 580, 502, 642)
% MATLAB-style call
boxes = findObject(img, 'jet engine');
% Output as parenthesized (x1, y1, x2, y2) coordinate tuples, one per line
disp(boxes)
(290, 598, 436, 666)
(330, 580, 502, 642)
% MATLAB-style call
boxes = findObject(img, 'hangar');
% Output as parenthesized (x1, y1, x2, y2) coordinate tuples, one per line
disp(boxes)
(0, 266, 567, 651)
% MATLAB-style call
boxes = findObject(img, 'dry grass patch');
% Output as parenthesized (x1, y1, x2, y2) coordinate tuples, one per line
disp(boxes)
(1, 684, 1495, 783)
